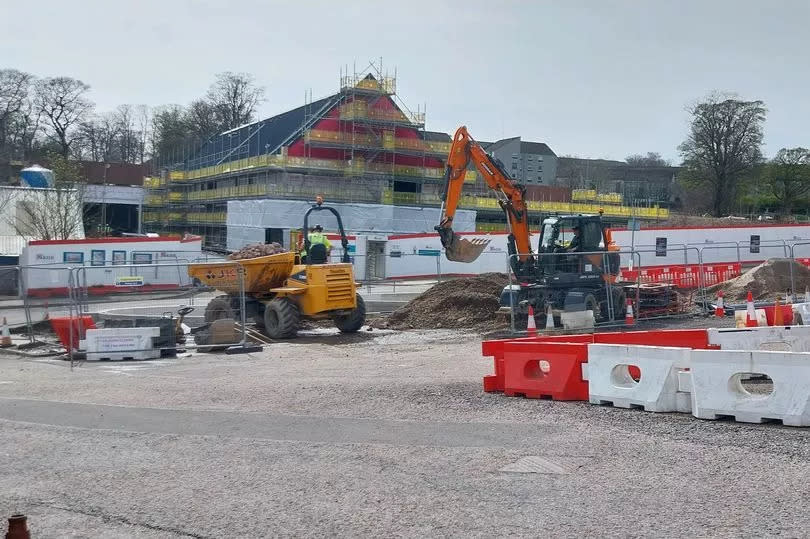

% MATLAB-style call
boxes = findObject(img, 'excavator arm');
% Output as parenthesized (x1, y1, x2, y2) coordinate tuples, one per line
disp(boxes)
(436, 126, 533, 264)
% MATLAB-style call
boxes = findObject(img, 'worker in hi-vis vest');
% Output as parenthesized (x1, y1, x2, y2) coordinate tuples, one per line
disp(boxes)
(301, 224, 332, 262)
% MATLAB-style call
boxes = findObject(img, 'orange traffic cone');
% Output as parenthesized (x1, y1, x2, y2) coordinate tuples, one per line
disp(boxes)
(745, 291, 758, 327)
(625, 297, 635, 326)
(545, 304, 554, 330)
(715, 290, 725, 318)
(527, 305, 537, 336)
(773, 296, 784, 326)
(1, 317, 11, 348)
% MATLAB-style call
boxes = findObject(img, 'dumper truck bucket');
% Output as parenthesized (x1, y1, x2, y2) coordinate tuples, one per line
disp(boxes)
(436, 227, 490, 263)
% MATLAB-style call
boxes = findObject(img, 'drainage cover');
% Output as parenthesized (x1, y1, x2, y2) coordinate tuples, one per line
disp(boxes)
(499, 456, 575, 474)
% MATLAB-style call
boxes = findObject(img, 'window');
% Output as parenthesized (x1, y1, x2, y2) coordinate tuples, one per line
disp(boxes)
(656, 237, 668, 257)
(512, 163, 518, 170)
(527, 167, 534, 172)
(132, 252, 153, 265)
(750, 235, 760, 254)
(90, 250, 105, 266)
(112, 251, 127, 265)
(63, 252, 83, 264)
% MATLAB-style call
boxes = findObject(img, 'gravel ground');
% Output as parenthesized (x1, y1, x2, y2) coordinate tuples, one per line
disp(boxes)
(1, 324, 809, 537)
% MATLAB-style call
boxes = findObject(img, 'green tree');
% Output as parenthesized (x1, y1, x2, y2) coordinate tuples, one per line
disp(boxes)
(763, 147, 810, 216)
(678, 94, 766, 216)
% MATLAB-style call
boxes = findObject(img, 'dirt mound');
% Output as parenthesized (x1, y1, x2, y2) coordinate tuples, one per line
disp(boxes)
(712, 258, 810, 300)
(386, 273, 509, 330)
(227, 243, 286, 260)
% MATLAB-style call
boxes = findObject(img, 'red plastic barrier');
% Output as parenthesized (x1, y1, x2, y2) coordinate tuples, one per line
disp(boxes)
(482, 334, 593, 392)
(502, 341, 590, 400)
(763, 304, 794, 326)
(593, 329, 712, 349)
(49, 316, 96, 351)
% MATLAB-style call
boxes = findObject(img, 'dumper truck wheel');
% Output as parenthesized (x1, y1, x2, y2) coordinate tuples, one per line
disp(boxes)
(333, 295, 366, 333)
(204, 295, 235, 323)
(263, 297, 300, 339)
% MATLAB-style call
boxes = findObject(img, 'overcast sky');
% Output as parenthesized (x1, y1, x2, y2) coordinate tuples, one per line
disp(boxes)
(2, 0, 807, 162)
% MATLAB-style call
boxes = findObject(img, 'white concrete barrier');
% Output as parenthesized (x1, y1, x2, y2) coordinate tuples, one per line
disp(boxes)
(708, 326, 810, 352)
(690, 349, 810, 426)
(587, 344, 692, 413)
(82, 327, 161, 361)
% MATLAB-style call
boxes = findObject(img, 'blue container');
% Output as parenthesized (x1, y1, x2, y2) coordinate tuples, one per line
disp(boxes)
(20, 165, 54, 187)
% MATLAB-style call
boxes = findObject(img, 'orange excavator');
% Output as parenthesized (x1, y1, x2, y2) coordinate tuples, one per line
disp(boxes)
(436, 126, 625, 321)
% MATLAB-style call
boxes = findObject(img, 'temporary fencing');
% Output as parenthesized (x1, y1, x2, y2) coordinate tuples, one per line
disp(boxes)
(482, 326, 810, 427)
(56, 259, 255, 367)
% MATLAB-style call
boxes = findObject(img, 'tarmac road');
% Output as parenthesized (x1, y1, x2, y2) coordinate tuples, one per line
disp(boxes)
(1, 329, 809, 537)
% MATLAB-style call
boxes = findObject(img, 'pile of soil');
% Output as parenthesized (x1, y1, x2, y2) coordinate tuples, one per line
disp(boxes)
(227, 243, 286, 260)
(385, 273, 509, 330)
(711, 259, 810, 300)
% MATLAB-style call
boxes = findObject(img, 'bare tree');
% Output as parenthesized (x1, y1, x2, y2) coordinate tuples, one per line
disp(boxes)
(678, 93, 766, 216)
(77, 112, 118, 161)
(625, 152, 671, 167)
(135, 105, 151, 164)
(11, 154, 85, 240)
(186, 98, 220, 143)
(762, 147, 810, 216)
(35, 77, 93, 158)
(206, 72, 264, 131)
(151, 105, 189, 163)
(0, 69, 34, 157)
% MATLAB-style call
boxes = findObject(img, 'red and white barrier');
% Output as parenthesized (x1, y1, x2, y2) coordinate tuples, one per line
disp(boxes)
(482, 327, 810, 427)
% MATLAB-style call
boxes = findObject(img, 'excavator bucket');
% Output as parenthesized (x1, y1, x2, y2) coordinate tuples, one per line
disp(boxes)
(438, 228, 491, 263)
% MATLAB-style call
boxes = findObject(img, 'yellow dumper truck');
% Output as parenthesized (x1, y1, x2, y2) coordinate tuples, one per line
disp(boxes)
(187, 202, 365, 338)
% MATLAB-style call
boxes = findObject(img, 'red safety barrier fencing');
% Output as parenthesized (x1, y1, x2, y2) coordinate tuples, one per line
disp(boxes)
(620, 263, 742, 289)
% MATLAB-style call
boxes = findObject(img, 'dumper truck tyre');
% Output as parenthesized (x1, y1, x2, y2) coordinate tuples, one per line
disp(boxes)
(333, 294, 366, 333)
(204, 295, 236, 323)
(263, 297, 300, 339)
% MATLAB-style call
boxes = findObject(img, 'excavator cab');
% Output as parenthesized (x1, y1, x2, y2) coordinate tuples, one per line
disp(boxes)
(537, 215, 619, 277)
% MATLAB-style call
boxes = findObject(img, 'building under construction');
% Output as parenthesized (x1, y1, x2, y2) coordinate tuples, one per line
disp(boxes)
(143, 63, 669, 250)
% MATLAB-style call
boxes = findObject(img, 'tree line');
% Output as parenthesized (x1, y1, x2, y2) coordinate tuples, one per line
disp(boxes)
(0, 68, 265, 166)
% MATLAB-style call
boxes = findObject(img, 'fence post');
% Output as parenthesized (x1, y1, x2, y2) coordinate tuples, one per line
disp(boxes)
(18, 266, 34, 344)
(436, 254, 442, 284)
(508, 253, 516, 334)
(789, 244, 796, 298)
(238, 262, 247, 346)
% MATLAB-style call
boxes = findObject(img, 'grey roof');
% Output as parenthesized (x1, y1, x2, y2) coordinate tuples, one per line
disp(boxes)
(520, 141, 556, 157)
(423, 130, 451, 142)
(487, 136, 556, 157)
(188, 94, 341, 169)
